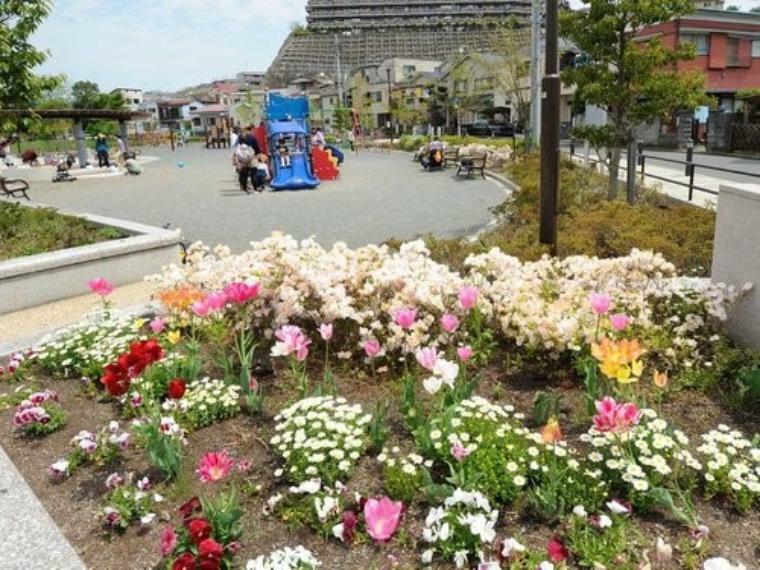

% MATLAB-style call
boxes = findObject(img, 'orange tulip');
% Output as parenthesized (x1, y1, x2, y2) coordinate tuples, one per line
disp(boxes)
(541, 417, 563, 443)
(653, 369, 668, 389)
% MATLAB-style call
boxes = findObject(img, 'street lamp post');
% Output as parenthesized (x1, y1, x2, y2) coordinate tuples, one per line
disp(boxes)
(334, 34, 344, 107)
(539, 0, 560, 254)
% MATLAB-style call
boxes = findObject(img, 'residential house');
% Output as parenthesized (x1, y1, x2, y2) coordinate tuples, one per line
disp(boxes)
(110, 88, 144, 111)
(190, 104, 231, 136)
(236, 71, 267, 90)
(156, 99, 204, 131)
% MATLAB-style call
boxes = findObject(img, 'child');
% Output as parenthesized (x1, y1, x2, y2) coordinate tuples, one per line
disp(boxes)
(277, 137, 291, 167)
(253, 154, 269, 192)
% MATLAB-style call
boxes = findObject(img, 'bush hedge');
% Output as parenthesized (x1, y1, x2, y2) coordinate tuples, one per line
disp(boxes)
(411, 155, 715, 276)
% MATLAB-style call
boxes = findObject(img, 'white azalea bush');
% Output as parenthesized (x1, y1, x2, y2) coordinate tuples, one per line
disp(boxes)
(148, 235, 740, 370)
(246, 546, 321, 570)
(696, 425, 760, 512)
(161, 377, 241, 429)
(580, 409, 702, 506)
(31, 310, 141, 378)
(421, 488, 498, 568)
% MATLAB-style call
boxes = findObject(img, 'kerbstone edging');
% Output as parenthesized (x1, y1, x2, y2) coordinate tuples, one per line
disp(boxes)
(0, 198, 180, 314)
(0, 444, 86, 569)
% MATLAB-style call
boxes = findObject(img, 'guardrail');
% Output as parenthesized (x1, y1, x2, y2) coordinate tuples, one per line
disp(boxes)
(565, 141, 760, 203)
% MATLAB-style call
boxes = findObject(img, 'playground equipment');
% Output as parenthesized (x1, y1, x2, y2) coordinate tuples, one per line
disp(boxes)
(262, 93, 344, 190)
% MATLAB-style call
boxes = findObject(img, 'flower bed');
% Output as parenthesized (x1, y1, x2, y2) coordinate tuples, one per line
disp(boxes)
(0, 236, 758, 570)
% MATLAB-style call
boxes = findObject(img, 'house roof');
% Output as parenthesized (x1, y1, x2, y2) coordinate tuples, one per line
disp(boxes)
(158, 98, 192, 106)
(191, 104, 230, 115)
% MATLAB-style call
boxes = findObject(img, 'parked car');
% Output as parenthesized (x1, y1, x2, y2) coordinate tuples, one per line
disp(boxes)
(466, 121, 515, 138)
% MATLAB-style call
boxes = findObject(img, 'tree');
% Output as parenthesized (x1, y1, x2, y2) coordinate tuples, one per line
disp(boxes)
(332, 106, 352, 133)
(71, 80, 101, 108)
(391, 92, 426, 133)
(484, 25, 532, 130)
(561, 0, 708, 198)
(235, 90, 262, 126)
(68, 80, 125, 135)
(0, 1, 62, 130)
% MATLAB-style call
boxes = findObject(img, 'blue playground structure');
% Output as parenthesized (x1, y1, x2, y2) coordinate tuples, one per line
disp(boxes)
(265, 94, 320, 190)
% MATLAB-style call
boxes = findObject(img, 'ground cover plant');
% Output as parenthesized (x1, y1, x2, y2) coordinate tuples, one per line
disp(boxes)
(413, 154, 716, 276)
(0, 235, 758, 569)
(0, 201, 125, 260)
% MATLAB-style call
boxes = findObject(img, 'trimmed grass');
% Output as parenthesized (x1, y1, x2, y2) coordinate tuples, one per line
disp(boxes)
(0, 202, 126, 261)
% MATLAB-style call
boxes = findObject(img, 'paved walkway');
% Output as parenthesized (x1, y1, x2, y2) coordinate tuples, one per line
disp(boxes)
(9, 145, 507, 253)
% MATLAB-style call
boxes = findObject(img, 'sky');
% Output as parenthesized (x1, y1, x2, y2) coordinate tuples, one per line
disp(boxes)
(32, 0, 760, 93)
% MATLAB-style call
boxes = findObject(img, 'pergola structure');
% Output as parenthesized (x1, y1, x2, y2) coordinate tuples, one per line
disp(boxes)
(0, 108, 150, 167)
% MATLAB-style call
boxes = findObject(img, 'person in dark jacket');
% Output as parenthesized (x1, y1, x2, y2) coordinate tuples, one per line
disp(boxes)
(95, 135, 110, 167)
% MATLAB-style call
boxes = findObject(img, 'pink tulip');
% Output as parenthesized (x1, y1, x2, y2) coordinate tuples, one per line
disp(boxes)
(451, 440, 471, 461)
(415, 347, 438, 371)
(458, 286, 479, 311)
(196, 450, 235, 483)
(159, 525, 177, 557)
(589, 292, 613, 315)
(205, 292, 228, 311)
(393, 307, 417, 330)
(440, 313, 460, 333)
(191, 299, 211, 317)
(363, 497, 403, 542)
(319, 323, 334, 341)
(363, 339, 381, 359)
(273, 325, 311, 361)
(223, 281, 260, 304)
(149, 317, 166, 334)
(610, 313, 630, 331)
(593, 397, 641, 433)
(88, 277, 115, 297)
(457, 345, 474, 362)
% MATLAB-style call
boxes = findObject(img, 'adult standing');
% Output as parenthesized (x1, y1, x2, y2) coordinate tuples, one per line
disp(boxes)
(116, 135, 126, 165)
(232, 140, 256, 193)
(347, 128, 356, 153)
(95, 134, 110, 168)
(238, 125, 261, 155)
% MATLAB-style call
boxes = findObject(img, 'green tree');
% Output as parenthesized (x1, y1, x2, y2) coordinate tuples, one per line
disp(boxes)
(485, 25, 532, 130)
(235, 89, 261, 126)
(0, 1, 62, 130)
(561, 0, 708, 198)
(332, 106, 352, 133)
(391, 92, 426, 133)
(69, 80, 125, 135)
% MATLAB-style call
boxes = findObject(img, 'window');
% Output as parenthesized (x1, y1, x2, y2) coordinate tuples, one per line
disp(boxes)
(402, 65, 416, 77)
(371, 91, 383, 103)
(680, 33, 709, 55)
(454, 79, 468, 93)
(727, 37, 740, 66)
(474, 77, 495, 91)
(753, 40, 760, 58)
(133, 98, 140, 104)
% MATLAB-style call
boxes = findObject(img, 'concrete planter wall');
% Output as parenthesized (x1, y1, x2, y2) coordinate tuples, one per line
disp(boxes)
(712, 184, 760, 349)
(0, 200, 180, 314)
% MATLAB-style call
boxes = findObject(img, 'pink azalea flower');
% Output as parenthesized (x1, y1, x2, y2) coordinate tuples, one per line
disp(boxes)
(196, 450, 235, 483)
(159, 525, 177, 557)
(363, 339, 381, 359)
(318, 323, 334, 341)
(149, 317, 166, 334)
(363, 497, 403, 542)
(393, 307, 417, 329)
(440, 313, 460, 333)
(458, 286, 479, 311)
(457, 345, 474, 362)
(593, 397, 641, 433)
(415, 347, 438, 371)
(223, 281, 260, 304)
(609, 313, 630, 331)
(451, 440, 471, 461)
(589, 292, 613, 315)
(272, 325, 311, 361)
(88, 278, 115, 297)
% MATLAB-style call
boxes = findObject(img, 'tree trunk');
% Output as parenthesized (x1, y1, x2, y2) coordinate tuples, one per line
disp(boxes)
(608, 146, 621, 199)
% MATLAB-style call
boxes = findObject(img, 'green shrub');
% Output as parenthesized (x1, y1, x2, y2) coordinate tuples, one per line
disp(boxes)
(419, 154, 715, 276)
(0, 202, 125, 260)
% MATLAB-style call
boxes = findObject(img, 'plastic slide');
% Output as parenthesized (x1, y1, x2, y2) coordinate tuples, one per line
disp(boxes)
(312, 147, 340, 181)
(326, 144, 344, 164)
(270, 152, 320, 190)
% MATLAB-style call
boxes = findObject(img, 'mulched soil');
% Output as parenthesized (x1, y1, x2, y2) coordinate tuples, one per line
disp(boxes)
(0, 359, 758, 570)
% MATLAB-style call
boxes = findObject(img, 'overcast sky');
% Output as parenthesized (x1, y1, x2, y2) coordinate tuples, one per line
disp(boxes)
(32, 0, 760, 93)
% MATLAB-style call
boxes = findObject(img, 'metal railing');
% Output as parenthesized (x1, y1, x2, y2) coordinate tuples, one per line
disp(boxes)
(565, 140, 760, 203)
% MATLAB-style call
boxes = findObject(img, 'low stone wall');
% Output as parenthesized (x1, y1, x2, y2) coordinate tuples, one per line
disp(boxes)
(712, 184, 760, 348)
(0, 201, 180, 314)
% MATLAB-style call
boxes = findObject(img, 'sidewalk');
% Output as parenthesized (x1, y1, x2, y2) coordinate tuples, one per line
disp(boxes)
(0, 280, 155, 356)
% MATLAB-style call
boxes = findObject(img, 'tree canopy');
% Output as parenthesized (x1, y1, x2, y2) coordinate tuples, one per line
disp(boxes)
(561, 0, 708, 198)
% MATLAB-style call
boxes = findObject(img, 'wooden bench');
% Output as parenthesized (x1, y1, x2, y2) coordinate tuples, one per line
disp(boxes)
(443, 147, 460, 169)
(456, 154, 487, 179)
(0, 175, 30, 200)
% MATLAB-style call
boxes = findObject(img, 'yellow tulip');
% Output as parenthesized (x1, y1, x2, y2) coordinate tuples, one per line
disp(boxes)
(132, 318, 147, 331)
(167, 330, 181, 345)
(541, 417, 563, 443)
(631, 359, 644, 378)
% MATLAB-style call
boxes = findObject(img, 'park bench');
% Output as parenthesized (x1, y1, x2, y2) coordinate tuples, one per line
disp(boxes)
(443, 147, 460, 169)
(0, 175, 30, 200)
(456, 154, 488, 179)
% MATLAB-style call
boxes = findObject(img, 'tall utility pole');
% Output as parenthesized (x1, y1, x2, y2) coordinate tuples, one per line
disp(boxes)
(530, 0, 542, 150)
(334, 34, 344, 107)
(386, 67, 393, 143)
(539, 0, 560, 253)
